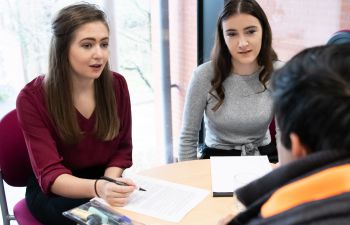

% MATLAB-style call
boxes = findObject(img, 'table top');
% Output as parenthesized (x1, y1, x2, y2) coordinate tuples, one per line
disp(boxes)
(115, 160, 237, 225)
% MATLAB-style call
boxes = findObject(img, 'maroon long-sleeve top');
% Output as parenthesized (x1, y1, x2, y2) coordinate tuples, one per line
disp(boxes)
(16, 72, 132, 194)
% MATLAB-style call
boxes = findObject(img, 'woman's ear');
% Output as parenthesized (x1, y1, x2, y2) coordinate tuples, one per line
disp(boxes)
(290, 133, 308, 158)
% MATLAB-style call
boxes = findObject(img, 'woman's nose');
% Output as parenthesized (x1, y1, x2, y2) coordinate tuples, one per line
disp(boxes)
(93, 46, 103, 58)
(238, 37, 248, 48)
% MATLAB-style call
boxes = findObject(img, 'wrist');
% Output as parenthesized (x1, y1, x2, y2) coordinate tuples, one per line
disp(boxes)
(94, 179, 109, 198)
(94, 179, 100, 197)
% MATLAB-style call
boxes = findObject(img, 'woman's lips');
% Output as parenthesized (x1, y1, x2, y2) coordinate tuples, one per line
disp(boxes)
(90, 64, 102, 68)
(238, 50, 252, 54)
(89, 64, 103, 72)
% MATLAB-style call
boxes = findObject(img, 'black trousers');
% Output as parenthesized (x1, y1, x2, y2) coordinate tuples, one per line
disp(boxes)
(26, 167, 105, 225)
(200, 142, 278, 163)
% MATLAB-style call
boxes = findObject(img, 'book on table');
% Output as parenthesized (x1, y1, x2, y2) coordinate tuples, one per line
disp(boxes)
(210, 156, 272, 197)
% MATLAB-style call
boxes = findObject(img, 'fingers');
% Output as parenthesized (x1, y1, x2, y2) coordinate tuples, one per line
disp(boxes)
(106, 195, 130, 207)
(100, 178, 136, 207)
(116, 177, 136, 187)
(217, 214, 235, 225)
(104, 181, 134, 196)
(104, 187, 130, 207)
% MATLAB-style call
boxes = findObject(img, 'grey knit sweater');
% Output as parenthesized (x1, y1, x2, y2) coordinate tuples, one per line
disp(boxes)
(178, 61, 283, 161)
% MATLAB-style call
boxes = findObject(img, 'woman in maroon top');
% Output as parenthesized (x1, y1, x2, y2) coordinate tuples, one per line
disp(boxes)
(16, 3, 135, 225)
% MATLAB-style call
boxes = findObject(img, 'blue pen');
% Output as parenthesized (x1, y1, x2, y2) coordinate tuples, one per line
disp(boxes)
(90, 200, 133, 225)
(118, 215, 132, 224)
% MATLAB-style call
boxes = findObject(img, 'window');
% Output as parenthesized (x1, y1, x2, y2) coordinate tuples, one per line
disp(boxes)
(0, 1, 159, 220)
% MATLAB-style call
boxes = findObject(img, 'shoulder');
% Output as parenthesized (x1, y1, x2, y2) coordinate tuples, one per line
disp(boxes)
(16, 75, 47, 122)
(17, 75, 45, 101)
(192, 61, 214, 82)
(110, 71, 130, 103)
(111, 71, 128, 89)
(194, 61, 214, 76)
(273, 60, 285, 70)
(23, 75, 45, 90)
(111, 71, 127, 83)
(266, 62, 285, 89)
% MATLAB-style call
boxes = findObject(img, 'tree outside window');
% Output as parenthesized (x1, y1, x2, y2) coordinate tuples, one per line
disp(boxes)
(0, 0, 156, 171)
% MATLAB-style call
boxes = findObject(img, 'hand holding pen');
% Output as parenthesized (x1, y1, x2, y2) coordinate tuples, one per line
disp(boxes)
(97, 176, 146, 207)
(101, 176, 146, 191)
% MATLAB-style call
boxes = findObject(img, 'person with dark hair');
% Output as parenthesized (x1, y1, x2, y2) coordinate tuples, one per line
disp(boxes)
(178, 0, 282, 161)
(218, 43, 350, 225)
(16, 3, 135, 225)
(327, 29, 350, 45)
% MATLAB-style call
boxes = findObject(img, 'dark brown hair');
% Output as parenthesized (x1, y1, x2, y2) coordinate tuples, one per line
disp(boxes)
(211, 0, 277, 111)
(272, 43, 350, 151)
(45, 3, 119, 144)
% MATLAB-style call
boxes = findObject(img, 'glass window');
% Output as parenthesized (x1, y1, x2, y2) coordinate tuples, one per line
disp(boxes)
(0, 2, 157, 217)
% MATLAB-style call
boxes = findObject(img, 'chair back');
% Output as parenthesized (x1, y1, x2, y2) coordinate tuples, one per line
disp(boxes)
(0, 109, 42, 225)
(0, 109, 33, 186)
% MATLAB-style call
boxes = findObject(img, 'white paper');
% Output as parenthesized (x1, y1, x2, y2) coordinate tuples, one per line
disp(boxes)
(122, 175, 209, 222)
(210, 156, 272, 195)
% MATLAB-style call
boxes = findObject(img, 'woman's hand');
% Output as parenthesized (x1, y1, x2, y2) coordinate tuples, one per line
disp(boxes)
(217, 214, 235, 225)
(98, 177, 136, 207)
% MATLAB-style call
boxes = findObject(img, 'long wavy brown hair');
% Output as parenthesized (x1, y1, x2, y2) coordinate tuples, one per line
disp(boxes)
(45, 3, 119, 144)
(211, 0, 277, 111)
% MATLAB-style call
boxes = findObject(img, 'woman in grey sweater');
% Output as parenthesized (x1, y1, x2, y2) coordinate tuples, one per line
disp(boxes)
(178, 0, 282, 162)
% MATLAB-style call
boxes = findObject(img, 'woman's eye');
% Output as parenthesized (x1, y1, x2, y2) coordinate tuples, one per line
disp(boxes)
(227, 32, 237, 37)
(81, 43, 92, 49)
(246, 30, 257, 35)
(101, 43, 109, 48)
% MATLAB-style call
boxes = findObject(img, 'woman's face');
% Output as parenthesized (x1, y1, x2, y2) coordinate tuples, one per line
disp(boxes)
(222, 13, 263, 72)
(68, 21, 109, 81)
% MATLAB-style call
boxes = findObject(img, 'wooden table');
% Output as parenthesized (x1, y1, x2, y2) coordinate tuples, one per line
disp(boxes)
(115, 160, 237, 225)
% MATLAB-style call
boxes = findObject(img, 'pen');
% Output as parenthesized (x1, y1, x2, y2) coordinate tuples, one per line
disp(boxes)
(100, 176, 147, 191)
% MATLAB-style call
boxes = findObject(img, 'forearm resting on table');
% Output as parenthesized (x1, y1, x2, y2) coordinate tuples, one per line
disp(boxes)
(51, 167, 125, 198)
(51, 173, 97, 198)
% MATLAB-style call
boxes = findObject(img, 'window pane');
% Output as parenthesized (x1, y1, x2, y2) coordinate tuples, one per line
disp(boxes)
(0, 0, 158, 172)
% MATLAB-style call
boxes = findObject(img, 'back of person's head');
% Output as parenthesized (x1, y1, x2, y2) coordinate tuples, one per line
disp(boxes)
(272, 43, 350, 153)
(327, 29, 350, 45)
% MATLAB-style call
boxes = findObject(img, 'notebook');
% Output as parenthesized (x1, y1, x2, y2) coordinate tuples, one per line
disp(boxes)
(210, 156, 272, 197)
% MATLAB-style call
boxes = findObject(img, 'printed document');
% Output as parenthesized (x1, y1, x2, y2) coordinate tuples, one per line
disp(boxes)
(210, 156, 272, 197)
(122, 175, 209, 222)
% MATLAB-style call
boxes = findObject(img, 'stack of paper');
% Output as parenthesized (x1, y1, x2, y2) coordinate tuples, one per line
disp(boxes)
(121, 175, 209, 222)
(210, 156, 272, 197)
